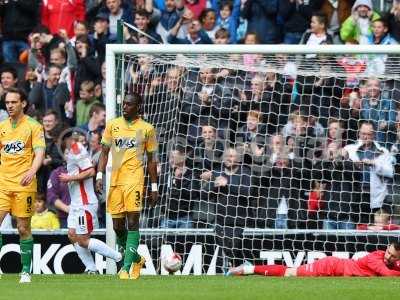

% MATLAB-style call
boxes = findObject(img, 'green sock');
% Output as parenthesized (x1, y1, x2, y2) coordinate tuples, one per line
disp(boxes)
(116, 230, 127, 252)
(20, 238, 33, 274)
(123, 231, 140, 271)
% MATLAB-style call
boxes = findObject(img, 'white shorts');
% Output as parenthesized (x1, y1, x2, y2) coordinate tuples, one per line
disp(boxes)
(67, 204, 99, 235)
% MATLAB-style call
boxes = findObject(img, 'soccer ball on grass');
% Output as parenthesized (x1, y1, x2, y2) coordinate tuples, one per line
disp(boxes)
(162, 253, 182, 273)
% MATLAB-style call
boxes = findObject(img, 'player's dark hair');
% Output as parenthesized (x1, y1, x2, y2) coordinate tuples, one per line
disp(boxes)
(125, 92, 143, 105)
(392, 242, 400, 251)
(4, 87, 28, 103)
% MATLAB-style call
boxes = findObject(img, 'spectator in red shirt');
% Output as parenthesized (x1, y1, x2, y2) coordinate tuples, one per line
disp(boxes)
(41, 0, 86, 38)
(227, 242, 400, 277)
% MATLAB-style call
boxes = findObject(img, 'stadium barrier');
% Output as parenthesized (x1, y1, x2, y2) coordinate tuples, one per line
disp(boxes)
(1, 229, 398, 274)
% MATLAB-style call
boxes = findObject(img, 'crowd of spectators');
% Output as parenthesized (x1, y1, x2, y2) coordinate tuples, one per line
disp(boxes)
(0, 0, 399, 233)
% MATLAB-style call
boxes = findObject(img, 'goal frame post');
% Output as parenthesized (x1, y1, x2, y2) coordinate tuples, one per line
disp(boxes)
(104, 44, 400, 274)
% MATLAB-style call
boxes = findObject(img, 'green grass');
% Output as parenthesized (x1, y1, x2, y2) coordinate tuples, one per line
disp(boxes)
(0, 275, 399, 300)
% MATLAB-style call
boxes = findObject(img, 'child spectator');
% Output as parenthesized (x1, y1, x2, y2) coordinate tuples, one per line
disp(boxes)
(76, 81, 101, 127)
(214, 28, 230, 44)
(367, 19, 397, 45)
(340, 0, 380, 44)
(300, 12, 333, 59)
(31, 193, 60, 230)
(211, 0, 240, 44)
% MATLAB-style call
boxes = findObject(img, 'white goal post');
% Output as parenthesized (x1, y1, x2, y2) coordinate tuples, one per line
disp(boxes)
(105, 44, 400, 275)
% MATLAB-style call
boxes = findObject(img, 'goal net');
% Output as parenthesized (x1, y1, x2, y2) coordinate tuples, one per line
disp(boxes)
(106, 44, 400, 275)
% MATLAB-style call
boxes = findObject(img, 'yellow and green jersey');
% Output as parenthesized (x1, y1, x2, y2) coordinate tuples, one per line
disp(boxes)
(0, 115, 45, 192)
(102, 117, 158, 186)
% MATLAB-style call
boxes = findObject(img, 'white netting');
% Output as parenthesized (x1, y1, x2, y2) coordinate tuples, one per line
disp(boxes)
(112, 49, 400, 274)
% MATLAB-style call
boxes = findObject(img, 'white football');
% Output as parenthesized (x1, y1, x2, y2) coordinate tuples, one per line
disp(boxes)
(163, 253, 182, 273)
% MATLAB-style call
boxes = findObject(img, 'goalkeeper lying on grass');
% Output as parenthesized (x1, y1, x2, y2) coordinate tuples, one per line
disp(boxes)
(227, 242, 400, 277)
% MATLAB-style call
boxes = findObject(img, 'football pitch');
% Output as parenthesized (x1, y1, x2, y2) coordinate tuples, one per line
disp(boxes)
(0, 275, 399, 300)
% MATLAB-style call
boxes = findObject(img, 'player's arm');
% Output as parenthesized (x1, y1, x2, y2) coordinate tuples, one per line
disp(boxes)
(21, 147, 45, 186)
(59, 167, 95, 183)
(147, 151, 158, 208)
(95, 144, 110, 193)
(96, 121, 112, 193)
(21, 123, 46, 186)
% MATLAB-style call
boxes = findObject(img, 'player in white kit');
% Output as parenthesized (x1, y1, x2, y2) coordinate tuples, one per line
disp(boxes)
(60, 135, 122, 273)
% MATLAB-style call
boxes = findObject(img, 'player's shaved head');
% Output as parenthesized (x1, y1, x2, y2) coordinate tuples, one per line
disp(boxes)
(122, 92, 142, 121)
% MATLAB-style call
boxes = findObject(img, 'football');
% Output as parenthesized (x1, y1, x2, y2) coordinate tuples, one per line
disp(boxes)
(162, 252, 182, 273)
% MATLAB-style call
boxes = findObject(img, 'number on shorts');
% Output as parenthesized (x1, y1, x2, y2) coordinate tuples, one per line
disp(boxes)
(78, 215, 85, 226)
(135, 191, 140, 207)
(26, 196, 32, 213)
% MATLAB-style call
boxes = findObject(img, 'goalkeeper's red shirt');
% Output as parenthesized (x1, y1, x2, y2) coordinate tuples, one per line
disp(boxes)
(297, 251, 400, 277)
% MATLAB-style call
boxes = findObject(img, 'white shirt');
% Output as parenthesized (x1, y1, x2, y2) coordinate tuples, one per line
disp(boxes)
(109, 10, 123, 35)
(66, 142, 98, 207)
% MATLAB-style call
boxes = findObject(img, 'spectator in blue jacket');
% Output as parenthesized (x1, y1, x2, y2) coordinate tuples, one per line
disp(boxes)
(241, 0, 280, 44)
(211, 0, 241, 44)
(360, 78, 397, 147)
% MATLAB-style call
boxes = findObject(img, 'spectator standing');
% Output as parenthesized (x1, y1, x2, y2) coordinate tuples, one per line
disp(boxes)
(41, 0, 86, 38)
(75, 81, 101, 127)
(161, 150, 199, 228)
(29, 65, 70, 121)
(124, 10, 162, 44)
(278, 0, 314, 44)
(90, 13, 117, 64)
(0, 0, 40, 63)
(38, 110, 64, 193)
(241, 0, 280, 44)
(340, 0, 380, 44)
(211, 0, 241, 44)
(101, 0, 133, 35)
(317, 0, 355, 43)
(204, 148, 252, 267)
(80, 103, 106, 135)
(344, 121, 395, 224)
(47, 165, 71, 228)
(168, 16, 213, 44)
(360, 78, 397, 147)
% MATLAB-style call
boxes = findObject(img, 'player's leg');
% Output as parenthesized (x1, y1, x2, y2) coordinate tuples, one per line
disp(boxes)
(122, 184, 145, 279)
(13, 192, 35, 283)
(125, 211, 144, 279)
(68, 228, 98, 273)
(0, 190, 13, 256)
(16, 217, 33, 283)
(0, 211, 9, 253)
(108, 187, 128, 255)
(84, 206, 122, 262)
